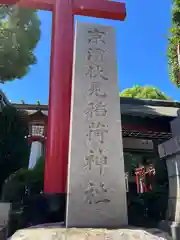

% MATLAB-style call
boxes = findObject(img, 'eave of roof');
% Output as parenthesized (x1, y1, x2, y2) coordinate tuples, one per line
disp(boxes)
(11, 97, 180, 118)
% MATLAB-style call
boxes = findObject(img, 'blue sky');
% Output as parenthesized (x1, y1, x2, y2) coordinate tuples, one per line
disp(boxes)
(1, 0, 180, 104)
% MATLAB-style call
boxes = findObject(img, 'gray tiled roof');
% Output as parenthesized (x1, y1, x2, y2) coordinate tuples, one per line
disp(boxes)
(13, 97, 179, 118)
(120, 103, 179, 117)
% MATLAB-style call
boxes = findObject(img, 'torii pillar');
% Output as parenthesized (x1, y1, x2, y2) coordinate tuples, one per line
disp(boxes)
(44, 0, 126, 196)
(1, 0, 126, 215)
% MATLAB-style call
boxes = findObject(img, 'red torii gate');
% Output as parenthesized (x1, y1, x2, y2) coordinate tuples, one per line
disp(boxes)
(1, 0, 126, 194)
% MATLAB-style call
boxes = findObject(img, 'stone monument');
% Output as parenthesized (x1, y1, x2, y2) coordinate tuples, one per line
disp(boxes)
(66, 21, 128, 228)
(158, 110, 180, 239)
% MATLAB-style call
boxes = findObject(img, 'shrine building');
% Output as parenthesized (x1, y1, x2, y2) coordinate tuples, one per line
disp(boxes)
(0, 90, 179, 194)
(14, 96, 177, 149)
(14, 96, 178, 164)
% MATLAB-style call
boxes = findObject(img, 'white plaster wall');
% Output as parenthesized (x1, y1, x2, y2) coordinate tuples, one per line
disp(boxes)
(28, 141, 42, 169)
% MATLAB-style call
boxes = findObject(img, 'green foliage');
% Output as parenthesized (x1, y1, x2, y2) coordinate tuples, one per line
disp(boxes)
(30, 156, 45, 190)
(1, 168, 31, 202)
(0, 6, 40, 82)
(1, 156, 45, 202)
(167, 0, 180, 87)
(120, 85, 171, 100)
(0, 105, 29, 192)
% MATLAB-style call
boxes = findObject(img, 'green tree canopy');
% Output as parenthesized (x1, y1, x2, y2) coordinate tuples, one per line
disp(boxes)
(0, 5, 40, 82)
(120, 85, 171, 100)
(167, 0, 180, 87)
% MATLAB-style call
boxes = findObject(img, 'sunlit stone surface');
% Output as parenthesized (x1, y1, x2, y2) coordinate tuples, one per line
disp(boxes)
(10, 227, 172, 240)
(66, 20, 127, 228)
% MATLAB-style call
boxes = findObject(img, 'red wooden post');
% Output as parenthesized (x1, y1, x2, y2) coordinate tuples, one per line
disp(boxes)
(43, 0, 74, 193)
(44, 0, 126, 194)
(0, 0, 126, 194)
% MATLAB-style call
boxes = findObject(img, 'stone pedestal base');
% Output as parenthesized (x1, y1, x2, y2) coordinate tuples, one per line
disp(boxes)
(10, 227, 172, 240)
(159, 220, 180, 240)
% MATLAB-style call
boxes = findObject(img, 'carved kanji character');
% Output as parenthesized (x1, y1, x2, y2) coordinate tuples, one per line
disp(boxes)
(87, 28, 106, 44)
(84, 101, 107, 119)
(85, 63, 108, 80)
(86, 122, 108, 144)
(84, 181, 110, 204)
(84, 148, 108, 175)
(87, 48, 105, 63)
(84, 181, 99, 204)
(87, 82, 107, 97)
